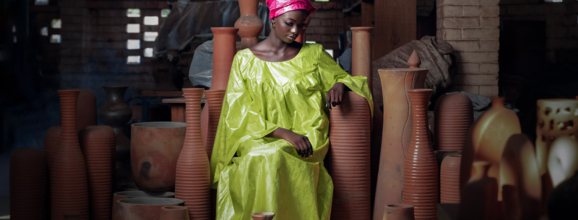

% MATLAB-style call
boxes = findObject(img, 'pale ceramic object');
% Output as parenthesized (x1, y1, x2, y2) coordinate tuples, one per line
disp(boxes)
(251, 212, 275, 220)
(547, 136, 578, 187)
(458, 161, 498, 220)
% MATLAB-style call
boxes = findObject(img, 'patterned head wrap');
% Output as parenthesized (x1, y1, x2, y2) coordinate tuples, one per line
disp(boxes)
(266, 0, 318, 20)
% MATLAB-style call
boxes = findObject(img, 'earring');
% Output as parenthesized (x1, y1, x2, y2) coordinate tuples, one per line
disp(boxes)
(271, 23, 274, 28)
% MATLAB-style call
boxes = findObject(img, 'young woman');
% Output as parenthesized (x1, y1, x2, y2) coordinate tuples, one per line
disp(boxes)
(210, 0, 373, 219)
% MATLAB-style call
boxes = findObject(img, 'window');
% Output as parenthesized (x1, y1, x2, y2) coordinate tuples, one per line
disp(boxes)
(12, 25, 16, 33)
(544, 0, 562, 2)
(126, 24, 140, 33)
(50, 35, 61, 43)
(127, 40, 141, 50)
(325, 49, 333, 58)
(35, 0, 49, 5)
(144, 16, 159, 25)
(127, 56, 141, 64)
(13, 36, 17, 43)
(41, 27, 48, 36)
(161, 9, 171, 18)
(127, 9, 141, 17)
(51, 19, 61, 29)
(144, 32, 158, 42)
(305, 41, 316, 44)
(144, 48, 154, 57)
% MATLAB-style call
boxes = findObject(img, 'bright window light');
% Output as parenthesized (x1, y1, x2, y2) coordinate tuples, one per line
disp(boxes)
(544, 0, 562, 2)
(51, 19, 61, 29)
(144, 16, 159, 25)
(126, 24, 140, 33)
(35, 0, 49, 5)
(127, 56, 141, 64)
(127, 39, 140, 50)
(13, 36, 17, 43)
(41, 27, 48, 36)
(161, 9, 171, 18)
(127, 9, 141, 17)
(144, 32, 158, 42)
(144, 48, 154, 57)
(305, 41, 316, 44)
(50, 35, 61, 43)
(325, 49, 334, 58)
(12, 25, 16, 33)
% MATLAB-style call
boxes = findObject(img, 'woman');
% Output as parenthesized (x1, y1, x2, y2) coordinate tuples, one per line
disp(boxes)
(210, 0, 373, 219)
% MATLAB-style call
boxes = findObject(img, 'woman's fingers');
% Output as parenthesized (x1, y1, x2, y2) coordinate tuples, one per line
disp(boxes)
(327, 90, 333, 110)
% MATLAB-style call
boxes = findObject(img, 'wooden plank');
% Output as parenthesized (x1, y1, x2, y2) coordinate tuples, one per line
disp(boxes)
(373, 0, 416, 60)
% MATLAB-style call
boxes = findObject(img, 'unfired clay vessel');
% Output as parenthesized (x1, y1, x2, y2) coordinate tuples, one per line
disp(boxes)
(112, 191, 175, 220)
(235, 0, 263, 49)
(383, 204, 415, 220)
(440, 154, 461, 203)
(351, 27, 373, 91)
(205, 89, 226, 160)
(116, 198, 184, 220)
(251, 212, 275, 220)
(10, 148, 48, 220)
(458, 161, 498, 220)
(160, 206, 190, 220)
(548, 136, 578, 187)
(210, 27, 238, 90)
(434, 94, 473, 151)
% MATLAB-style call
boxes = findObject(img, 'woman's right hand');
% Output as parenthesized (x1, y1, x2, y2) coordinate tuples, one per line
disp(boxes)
(267, 128, 313, 158)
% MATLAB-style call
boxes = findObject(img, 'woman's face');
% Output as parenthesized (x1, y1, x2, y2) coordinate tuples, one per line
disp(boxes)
(272, 10, 307, 43)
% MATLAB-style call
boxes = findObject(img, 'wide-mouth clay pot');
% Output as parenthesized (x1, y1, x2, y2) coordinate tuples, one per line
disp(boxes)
(117, 198, 184, 220)
(251, 212, 275, 220)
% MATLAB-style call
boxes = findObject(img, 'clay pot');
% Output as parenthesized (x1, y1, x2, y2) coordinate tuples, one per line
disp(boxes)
(458, 161, 498, 220)
(175, 88, 210, 220)
(210, 27, 238, 90)
(440, 155, 461, 203)
(351, 27, 373, 91)
(131, 122, 186, 191)
(548, 170, 578, 220)
(460, 98, 521, 189)
(234, 0, 263, 49)
(548, 136, 578, 187)
(76, 89, 97, 132)
(10, 148, 48, 220)
(112, 191, 175, 220)
(52, 90, 90, 220)
(499, 134, 541, 220)
(434, 94, 473, 151)
(251, 212, 275, 220)
(374, 67, 427, 220)
(295, 27, 306, 43)
(402, 89, 438, 220)
(44, 126, 61, 170)
(204, 89, 226, 160)
(98, 86, 132, 159)
(329, 91, 371, 220)
(434, 150, 460, 168)
(383, 204, 415, 220)
(116, 198, 184, 220)
(79, 125, 115, 220)
(160, 206, 190, 220)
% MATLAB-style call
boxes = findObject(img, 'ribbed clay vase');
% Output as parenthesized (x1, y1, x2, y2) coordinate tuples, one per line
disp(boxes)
(116, 198, 184, 220)
(76, 89, 97, 132)
(458, 161, 498, 220)
(374, 67, 428, 220)
(52, 90, 90, 220)
(160, 206, 190, 220)
(434, 94, 473, 151)
(383, 204, 415, 220)
(131, 122, 186, 191)
(251, 212, 275, 220)
(175, 88, 210, 220)
(204, 90, 226, 160)
(402, 89, 438, 220)
(234, 0, 263, 49)
(351, 27, 373, 91)
(112, 191, 175, 220)
(440, 154, 461, 203)
(79, 125, 115, 220)
(10, 148, 48, 220)
(210, 28, 238, 90)
(329, 91, 371, 220)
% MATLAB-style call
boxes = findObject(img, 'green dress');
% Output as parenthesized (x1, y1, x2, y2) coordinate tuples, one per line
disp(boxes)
(210, 43, 373, 220)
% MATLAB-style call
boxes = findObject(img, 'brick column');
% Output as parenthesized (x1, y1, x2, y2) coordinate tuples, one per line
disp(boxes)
(437, 0, 500, 96)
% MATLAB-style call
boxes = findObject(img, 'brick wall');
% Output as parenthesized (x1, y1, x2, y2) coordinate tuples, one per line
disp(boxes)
(437, 0, 501, 97)
(308, 1, 344, 57)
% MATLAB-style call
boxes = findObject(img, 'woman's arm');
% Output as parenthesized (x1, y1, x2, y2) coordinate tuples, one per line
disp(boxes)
(267, 127, 313, 158)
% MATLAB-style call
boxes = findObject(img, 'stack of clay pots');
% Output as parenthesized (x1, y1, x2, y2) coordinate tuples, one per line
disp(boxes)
(234, 0, 263, 49)
(440, 155, 461, 203)
(434, 94, 473, 151)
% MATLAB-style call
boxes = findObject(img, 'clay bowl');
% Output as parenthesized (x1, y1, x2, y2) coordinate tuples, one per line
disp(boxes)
(251, 212, 275, 220)
(112, 191, 175, 220)
(116, 197, 184, 220)
(159, 206, 190, 220)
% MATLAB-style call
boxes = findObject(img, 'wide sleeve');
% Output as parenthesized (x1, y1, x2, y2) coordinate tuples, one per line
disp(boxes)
(317, 45, 374, 116)
(210, 53, 279, 189)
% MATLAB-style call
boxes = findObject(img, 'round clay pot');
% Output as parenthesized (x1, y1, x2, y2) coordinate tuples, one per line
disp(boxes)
(210, 28, 238, 90)
(548, 136, 578, 187)
(160, 206, 190, 220)
(329, 91, 371, 219)
(251, 212, 275, 220)
(112, 191, 175, 220)
(131, 122, 186, 191)
(204, 89, 226, 160)
(234, 0, 263, 49)
(374, 67, 427, 220)
(175, 88, 210, 220)
(79, 125, 115, 220)
(548, 171, 578, 220)
(440, 154, 461, 203)
(52, 90, 90, 220)
(10, 148, 48, 220)
(116, 198, 184, 220)
(76, 89, 97, 132)
(458, 161, 498, 220)
(44, 126, 61, 171)
(402, 89, 438, 220)
(383, 204, 415, 220)
(434, 93, 473, 151)
(351, 27, 373, 91)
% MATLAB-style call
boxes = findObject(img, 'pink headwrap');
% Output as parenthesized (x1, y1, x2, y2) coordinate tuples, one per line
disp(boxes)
(266, 0, 318, 20)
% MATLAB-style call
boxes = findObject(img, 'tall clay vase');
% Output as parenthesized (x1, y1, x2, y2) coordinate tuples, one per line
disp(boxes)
(351, 27, 373, 91)
(440, 154, 461, 203)
(434, 94, 473, 151)
(204, 90, 226, 159)
(160, 206, 190, 220)
(210, 27, 238, 90)
(10, 148, 48, 220)
(234, 0, 263, 49)
(76, 89, 97, 132)
(329, 91, 371, 220)
(402, 89, 438, 220)
(373, 67, 427, 220)
(79, 125, 115, 220)
(458, 161, 498, 220)
(383, 204, 415, 220)
(52, 90, 90, 220)
(251, 212, 275, 220)
(175, 88, 210, 220)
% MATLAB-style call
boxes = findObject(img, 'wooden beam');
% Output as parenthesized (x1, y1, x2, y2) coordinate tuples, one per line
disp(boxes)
(373, 0, 416, 60)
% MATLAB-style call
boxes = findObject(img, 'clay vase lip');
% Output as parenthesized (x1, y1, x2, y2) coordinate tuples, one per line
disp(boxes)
(118, 197, 184, 206)
(132, 121, 186, 128)
(351, 26, 374, 31)
(386, 204, 414, 209)
(114, 191, 175, 198)
(251, 212, 275, 217)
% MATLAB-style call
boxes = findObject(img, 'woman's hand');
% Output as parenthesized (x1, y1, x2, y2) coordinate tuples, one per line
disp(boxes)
(267, 128, 313, 158)
(326, 82, 345, 110)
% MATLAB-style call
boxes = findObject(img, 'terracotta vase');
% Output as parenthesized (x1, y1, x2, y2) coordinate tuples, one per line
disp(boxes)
(402, 89, 438, 220)
(10, 148, 48, 220)
(112, 191, 175, 220)
(329, 91, 371, 220)
(458, 161, 498, 220)
(548, 170, 578, 220)
(160, 206, 190, 220)
(76, 89, 97, 132)
(440, 154, 461, 203)
(499, 134, 541, 220)
(460, 98, 521, 189)
(51, 90, 90, 220)
(44, 126, 61, 170)
(116, 198, 184, 220)
(79, 125, 115, 220)
(434, 94, 473, 151)
(175, 88, 210, 220)
(234, 0, 263, 49)
(295, 27, 306, 43)
(351, 27, 373, 91)
(548, 136, 578, 187)
(434, 150, 460, 168)
(210, 27, 238, 90)
(383, 204, 415, 220)
(374, 67, 427, 220)
(131, 122, 186, 191)
(204, 89, 226, 160)
(251, 212, 275, 220)
(408, 50, 420, 68)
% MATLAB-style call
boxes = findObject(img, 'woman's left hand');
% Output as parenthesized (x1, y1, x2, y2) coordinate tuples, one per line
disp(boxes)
(326, 82, 345, 110)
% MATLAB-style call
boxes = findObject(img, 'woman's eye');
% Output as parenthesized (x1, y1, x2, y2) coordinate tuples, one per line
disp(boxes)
(285, 22, 293, 26)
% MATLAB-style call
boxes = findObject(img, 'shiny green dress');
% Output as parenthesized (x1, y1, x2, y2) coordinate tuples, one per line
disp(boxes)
(210, 43, 373, 220)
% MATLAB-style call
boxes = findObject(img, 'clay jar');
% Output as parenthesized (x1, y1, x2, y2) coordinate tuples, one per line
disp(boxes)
(402, 89, 438, 220)
(329, 91, 371, 220)
(440, 155, 461, 203)
(10, 148, 48, 220)
(234, 0, 263, 49)
(204, 90, 226, 160)
(374, 67, 427, 220)
(351, 27, 373, 91)
(548, 136, 578, 187)
(458, 161, 498, 220)
(160, 206, 190, 220)
(251, 212, 275, 220)
(116, 198, 184, 220)
(112, 191, 175, 220)
(383, 204, 415, 220)
(98, 86, 132, 162)
(131, 122, 186, 191)
(434, 94, 473, 151)
(210, 27, 238, 90)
